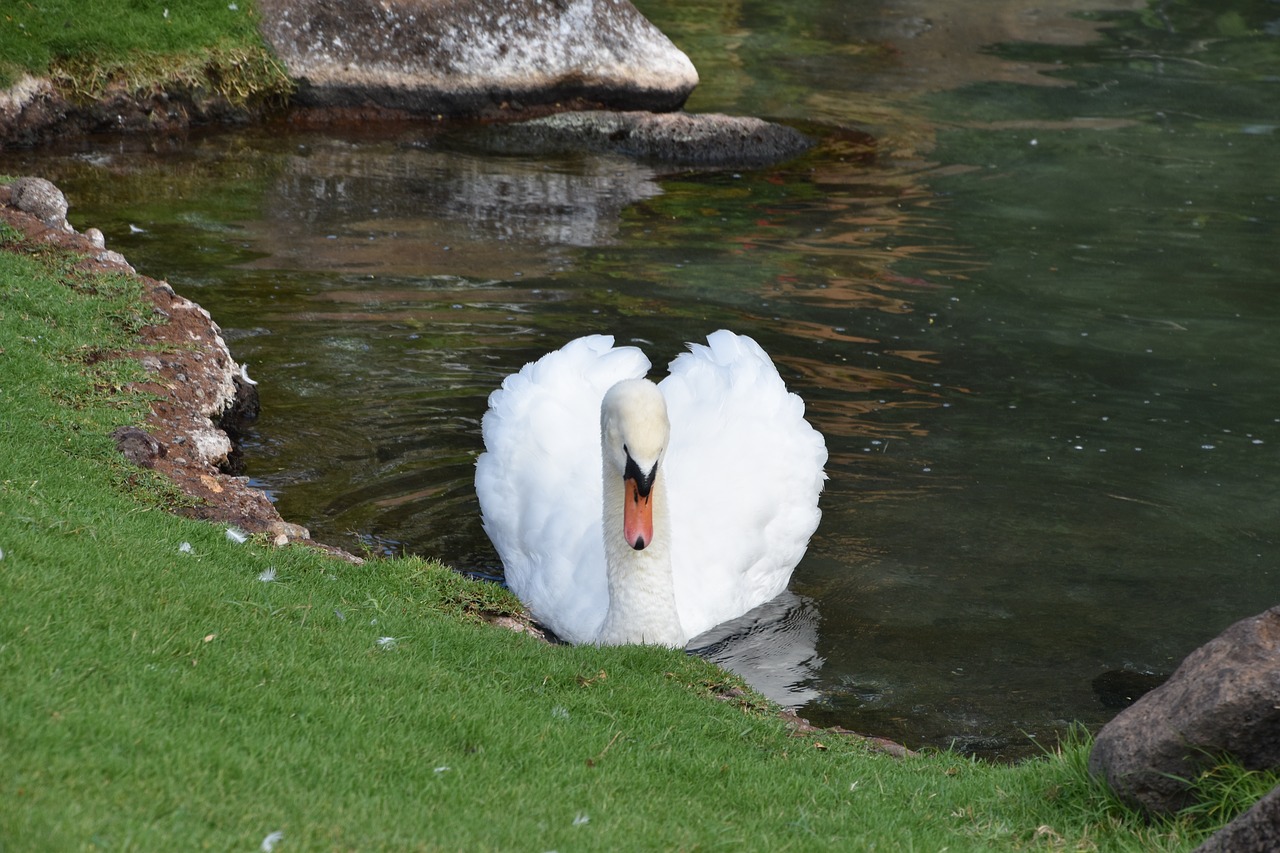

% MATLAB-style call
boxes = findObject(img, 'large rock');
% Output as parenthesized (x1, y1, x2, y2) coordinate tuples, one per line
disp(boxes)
(256, 0, 698, 116)
(1088, 605, 1280, 814)
(1193, 783, 1280, 853)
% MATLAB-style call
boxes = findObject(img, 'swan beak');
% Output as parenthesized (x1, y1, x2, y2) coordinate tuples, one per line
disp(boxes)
(623, 476, 654, 551)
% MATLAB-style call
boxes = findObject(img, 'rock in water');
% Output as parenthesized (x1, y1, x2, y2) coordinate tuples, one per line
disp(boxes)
(1088, 605, 1280, 815)
(255, 0, 699, 116)
(463, 110, 815, 167)
(1090, 668, 1165, 710)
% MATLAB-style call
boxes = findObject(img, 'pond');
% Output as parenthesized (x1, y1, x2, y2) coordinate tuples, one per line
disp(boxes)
(6, 0, 1278, 758)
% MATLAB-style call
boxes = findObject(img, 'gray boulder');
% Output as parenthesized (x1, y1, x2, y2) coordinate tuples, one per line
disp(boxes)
(256, 0, 698, 116)
(1089, 605, 1280, 815)
(1193, 783, 1280, 853)
(9, 176, 70, 231)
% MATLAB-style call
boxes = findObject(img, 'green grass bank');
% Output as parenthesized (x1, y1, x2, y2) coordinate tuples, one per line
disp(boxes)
(0, 0, 290, 111)
(0, 194, 1275, 850)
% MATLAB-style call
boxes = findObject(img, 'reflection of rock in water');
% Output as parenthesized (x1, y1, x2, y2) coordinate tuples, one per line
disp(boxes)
(399, 152, 663, 246)
(688, 590, 824, 708)
(255, 141, 663, 273)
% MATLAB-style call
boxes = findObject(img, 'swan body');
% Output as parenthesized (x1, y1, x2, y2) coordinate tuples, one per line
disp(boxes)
(475, 331, 827, 647)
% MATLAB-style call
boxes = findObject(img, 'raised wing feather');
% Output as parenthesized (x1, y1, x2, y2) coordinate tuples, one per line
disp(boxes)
(475, 335, 650, 643)
(660, 330, 827, 639)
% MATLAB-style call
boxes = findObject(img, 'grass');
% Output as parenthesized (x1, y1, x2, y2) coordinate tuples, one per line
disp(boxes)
(0, 0, 291, 106)
(0, 202, 1274, 849)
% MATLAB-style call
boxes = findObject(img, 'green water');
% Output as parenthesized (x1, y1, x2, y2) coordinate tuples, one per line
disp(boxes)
(7, 0, 1277, 757)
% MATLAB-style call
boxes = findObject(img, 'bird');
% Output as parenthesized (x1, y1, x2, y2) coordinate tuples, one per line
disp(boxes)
(475, 330, 827, 647)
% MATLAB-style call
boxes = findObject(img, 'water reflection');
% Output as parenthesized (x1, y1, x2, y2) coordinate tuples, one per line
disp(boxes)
(242, 138, 666, 279)
(689, 591, 825, 707)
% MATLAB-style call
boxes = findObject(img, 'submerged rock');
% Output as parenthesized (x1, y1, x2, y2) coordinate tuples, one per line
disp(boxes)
(1088, 605, 1280, 815)
(460, 110, 815, 167)
(1090, 668, 1165, 710)
(256, 0, 699, 117)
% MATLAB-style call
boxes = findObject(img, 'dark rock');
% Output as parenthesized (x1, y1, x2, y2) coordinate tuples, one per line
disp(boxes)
(1089, 605, 1280, 815)
(217, 371, 261, 476)
(220, 371, 261, 436)
(256, 0, 698, 117)
(1193, 783, 1280, 853)
(113, 426, 165, 469)
(0, 76, 61, 149)
(463, 110, 815, 167)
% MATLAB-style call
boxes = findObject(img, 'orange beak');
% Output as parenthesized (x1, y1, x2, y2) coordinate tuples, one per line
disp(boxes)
(623, 477, 654, 550)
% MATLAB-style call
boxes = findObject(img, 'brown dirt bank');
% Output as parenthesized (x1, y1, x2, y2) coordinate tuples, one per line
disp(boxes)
(1, 180, 321, 549)
(0, 73, 281, 150)
(0, 70, 645, 150)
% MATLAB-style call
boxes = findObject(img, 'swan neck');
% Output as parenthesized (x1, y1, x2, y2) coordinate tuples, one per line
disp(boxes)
(595, 464, 686, 647)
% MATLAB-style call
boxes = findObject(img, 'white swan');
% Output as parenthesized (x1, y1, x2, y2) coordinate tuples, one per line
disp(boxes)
(475, 330, 827, 647)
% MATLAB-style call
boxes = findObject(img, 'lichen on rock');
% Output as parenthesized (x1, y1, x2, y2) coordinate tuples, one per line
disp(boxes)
(255, 0, 699, 115)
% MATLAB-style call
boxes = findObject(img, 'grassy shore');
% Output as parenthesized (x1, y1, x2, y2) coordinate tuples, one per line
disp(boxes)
(2, 195, 1275, 850)
(0, 0, 290, 106)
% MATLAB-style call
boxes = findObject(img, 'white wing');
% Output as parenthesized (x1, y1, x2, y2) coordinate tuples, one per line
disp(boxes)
(660, 330, 827, 639)
(475, 335, 650, 643)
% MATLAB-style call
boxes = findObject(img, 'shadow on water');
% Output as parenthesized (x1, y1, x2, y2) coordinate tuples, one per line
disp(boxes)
(5, 0, 1278, 759)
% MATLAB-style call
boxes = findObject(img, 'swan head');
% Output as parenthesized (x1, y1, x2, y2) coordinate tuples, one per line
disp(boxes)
(601, 379, 669, 552)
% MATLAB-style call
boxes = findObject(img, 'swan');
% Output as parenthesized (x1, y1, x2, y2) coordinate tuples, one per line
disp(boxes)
(475, 330, 827, 647)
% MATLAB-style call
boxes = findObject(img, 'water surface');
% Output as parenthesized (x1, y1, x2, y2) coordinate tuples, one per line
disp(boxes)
(6, 0, 1278, 758)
